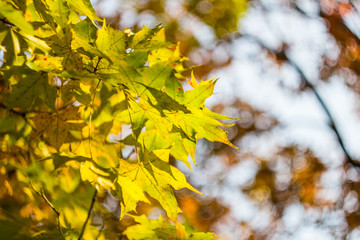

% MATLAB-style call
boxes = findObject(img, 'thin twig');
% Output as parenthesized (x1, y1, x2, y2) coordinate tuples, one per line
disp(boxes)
(29, 182, 65, 239)
(350, 0, 360, 15)
(93, 57, 102, 73)
(286, 57, 360, 169)
(30, 182, 59, 215)
(78, 189, 97, 240)
(79, 58, 102, 239)
(242, 33, 360, 169)
(0, 18, 14, 27)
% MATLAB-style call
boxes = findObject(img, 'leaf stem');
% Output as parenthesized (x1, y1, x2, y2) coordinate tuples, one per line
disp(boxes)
(93, 57, 102, 73)
(78, 189, 97, 240)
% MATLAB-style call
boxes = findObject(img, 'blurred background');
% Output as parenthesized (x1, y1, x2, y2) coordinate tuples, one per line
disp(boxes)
(92, 0, 360, 239)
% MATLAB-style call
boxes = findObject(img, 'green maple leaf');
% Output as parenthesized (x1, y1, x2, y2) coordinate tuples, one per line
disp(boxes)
(70, 18, 107, 59)
(67, 0, 101, 23)
(182, 75, 217, 108)
(33, 0, 58, 32)
(124, 215, 216, 240)
(116, 78, 237, 167)
(168, 109, 237, 149)
(128, 25, 161, 50)
(97, 60, 143, 94)
(43, 0, 71, 29)
(26, 54, 63, 72)
(0, 1, 34, 35)
(0, 26, 26, 66)
(0, 1, 240, 238)
(141, 63, 172, 93)
(6, 69, 57, 111)
(123, 215, 176, 240)
(18, 31, 50, 53)
(96, 21, 126, 58)
(0, 110, 32, 142)
(125, 51, 148, 68)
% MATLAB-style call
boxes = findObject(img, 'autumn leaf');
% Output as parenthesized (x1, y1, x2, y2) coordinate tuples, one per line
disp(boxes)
(0, 1, 34, 35)
(6, 70, 57, 111)
(30, 107, 86, 150)
(0, 0, 238, 238)
(116, 148, 201, 221)
(124, 215, 216, 240)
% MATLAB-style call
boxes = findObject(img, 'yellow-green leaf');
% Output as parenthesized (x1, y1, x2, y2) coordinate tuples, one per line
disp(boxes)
(6, 70, 57, 111)
(67, 0, 101, 23)
(116, 150, 201, 222)
(0, 1, 34, 35)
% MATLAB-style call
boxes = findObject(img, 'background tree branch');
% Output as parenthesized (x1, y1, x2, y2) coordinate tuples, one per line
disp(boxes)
(242, 33, 360, 169)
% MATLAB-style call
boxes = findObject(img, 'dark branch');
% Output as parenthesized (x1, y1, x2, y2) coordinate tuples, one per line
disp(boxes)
(0, 18, 14, 27)
(242, 34, 360, 169)
(93, 57, 102, 73)
(78, 189, 97, 240)
(350, 0, 360, 16)
(286, 57, 360, 169)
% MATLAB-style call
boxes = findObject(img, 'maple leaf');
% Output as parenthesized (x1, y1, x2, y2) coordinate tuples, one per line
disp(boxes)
(0, 0, 239, 238)
(124, 215, 216, 240)
(6, 70, 57, 111)
(116, 149, 201, 221)
(0, 1, 34, 35)
(30, 107, 86, 150)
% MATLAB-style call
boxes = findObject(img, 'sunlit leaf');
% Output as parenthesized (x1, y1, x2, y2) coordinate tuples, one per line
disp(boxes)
(43, 0, 70, 28)
(124, 215, 215, 240)
(116, 149, 201, 222)
(0, 1, 34, 35)
(0, 0, 239, 238)
(67, 0, 101, 22)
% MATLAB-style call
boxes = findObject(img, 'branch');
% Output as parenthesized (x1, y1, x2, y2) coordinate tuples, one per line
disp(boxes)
(29, 182, 66, 240)
(242, 34, 360, 169)
(286, 57, 360, 169)
(0, 18, 14, 27)
(78, 189, 97, 240)
(349, 0, 360, 16)
(79, 59, 101, 240)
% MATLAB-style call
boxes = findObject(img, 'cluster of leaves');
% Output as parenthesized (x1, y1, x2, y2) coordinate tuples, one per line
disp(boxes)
(95, 0, 248, 77)
(74, 0, 360, 239)
(0, 0, 237, 239)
